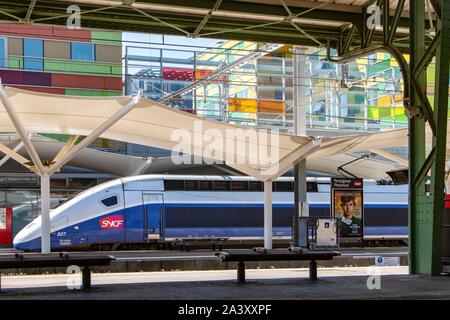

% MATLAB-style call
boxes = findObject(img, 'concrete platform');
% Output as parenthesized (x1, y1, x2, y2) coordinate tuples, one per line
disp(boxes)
(0, 266, 449, 300)
(0, 248, 409, 274)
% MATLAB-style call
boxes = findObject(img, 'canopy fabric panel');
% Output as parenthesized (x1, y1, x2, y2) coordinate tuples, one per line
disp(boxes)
(307, 122, 450, 179)
(0, 133, 150, 176)
(0, 86, 317, 180)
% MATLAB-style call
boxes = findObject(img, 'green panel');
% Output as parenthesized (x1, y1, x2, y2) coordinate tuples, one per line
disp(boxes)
(8, 56, 22, 69)
(65, 88, 121, 96)
(426, 68, 436, 85)
(367, 59, 391, 74)
(40, 133, 72, 143)
(91, 31, 121, 46)
(44, 59, 121, 76)
(367, 106, 379, 119)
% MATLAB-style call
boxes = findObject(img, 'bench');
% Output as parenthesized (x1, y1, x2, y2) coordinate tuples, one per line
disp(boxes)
(216, 248, 340, 283)
(0, 252, 115, 291)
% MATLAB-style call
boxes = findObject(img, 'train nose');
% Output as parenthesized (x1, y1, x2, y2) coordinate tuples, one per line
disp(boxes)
(13, 230, 41, 252)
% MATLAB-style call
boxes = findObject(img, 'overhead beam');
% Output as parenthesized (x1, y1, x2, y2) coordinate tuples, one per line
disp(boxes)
(386, 0, 405, 44)
(24, 0, 36, 22)
(191, 0, 222, 38)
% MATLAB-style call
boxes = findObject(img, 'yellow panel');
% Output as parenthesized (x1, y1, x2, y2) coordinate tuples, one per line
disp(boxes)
(258, 100, 285, 113)
(228, 98, 257, 113)
(378, 95, 392, 106)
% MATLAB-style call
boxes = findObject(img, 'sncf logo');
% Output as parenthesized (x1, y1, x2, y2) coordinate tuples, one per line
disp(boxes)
(99, 215, 124, 229)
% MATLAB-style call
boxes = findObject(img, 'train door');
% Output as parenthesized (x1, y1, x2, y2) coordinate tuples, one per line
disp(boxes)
(142, 193, 164, 241)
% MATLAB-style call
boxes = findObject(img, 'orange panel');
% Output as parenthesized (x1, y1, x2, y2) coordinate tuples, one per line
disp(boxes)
(194, 69, 213, 80)
(228, 98, 257, 113)
(377, 96, 392, 106)
(258, 100, 285, 113)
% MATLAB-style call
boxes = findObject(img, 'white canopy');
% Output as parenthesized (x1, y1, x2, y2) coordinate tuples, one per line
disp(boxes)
(0, 86, 319, 181)
(308, 122, 450, 180)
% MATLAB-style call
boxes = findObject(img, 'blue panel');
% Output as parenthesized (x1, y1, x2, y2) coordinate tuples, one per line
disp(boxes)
(71, 42, 95, 61)
(0, 38, 5, 68)
(125, 204, 144, 242)
(24, 39, 43, 71)
(145, 203, 161, 235)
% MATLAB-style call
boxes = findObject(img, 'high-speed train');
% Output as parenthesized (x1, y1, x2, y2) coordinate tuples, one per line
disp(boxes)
(13, 175, 408, 251)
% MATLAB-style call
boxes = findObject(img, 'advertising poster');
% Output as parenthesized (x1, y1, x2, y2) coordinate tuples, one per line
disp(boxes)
(331, 178, 364, 238)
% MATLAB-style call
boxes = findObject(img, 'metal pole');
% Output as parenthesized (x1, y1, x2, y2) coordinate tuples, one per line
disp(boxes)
(264, 180, 272, 249)
(293, 46, 308, 247)
(409, 0, 427, 275)
(40, 174, 51, 254)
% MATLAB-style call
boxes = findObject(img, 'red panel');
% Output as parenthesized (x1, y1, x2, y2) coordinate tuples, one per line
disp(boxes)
(11, 85, 65, 95)
(78, 75, 106, 90)
(180, 109, 196, 115)
(52, 73, 79, 88)
(0, 208, 12, 245)
(104, 77, 123, 91)
(52, 28, 91, 42)
(53, 73, 123, 90)
(445, 194, 450, 208)
(0, 23, 53, 38)
(0, 22, 90, 41)
(0, 70, 24, 85)
(162, 67, 194, 81)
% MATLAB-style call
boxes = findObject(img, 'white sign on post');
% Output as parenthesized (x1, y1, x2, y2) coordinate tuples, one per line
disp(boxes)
(375, 256, 400, 266)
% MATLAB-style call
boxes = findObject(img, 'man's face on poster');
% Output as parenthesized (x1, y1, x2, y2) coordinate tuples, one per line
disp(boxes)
(341, 199, 355, 219)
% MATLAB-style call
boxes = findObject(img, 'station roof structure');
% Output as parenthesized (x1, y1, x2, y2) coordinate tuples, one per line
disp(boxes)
(1, 86, 445, 182)
(0, 0, 431, 50)
(0, 86, 319, 181)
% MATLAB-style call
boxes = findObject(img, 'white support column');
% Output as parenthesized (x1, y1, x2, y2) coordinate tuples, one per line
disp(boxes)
(264, 180, 272, 249)
(40, 174, 51, 254)
(293, 46, 309, 247)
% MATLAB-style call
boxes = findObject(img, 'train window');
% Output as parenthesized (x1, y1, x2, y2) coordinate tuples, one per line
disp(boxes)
(213, 181, 231, 191)
(307, 182, 319, 192)
(248, 181, 263, 191)
(164, 180, 184, 190)
(199, 180, 213, 190)
(231, 181, 248, 191)
(101, 195, 118, 207)
(185, 180, 199, 190)
(275, 181, 293, 192)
